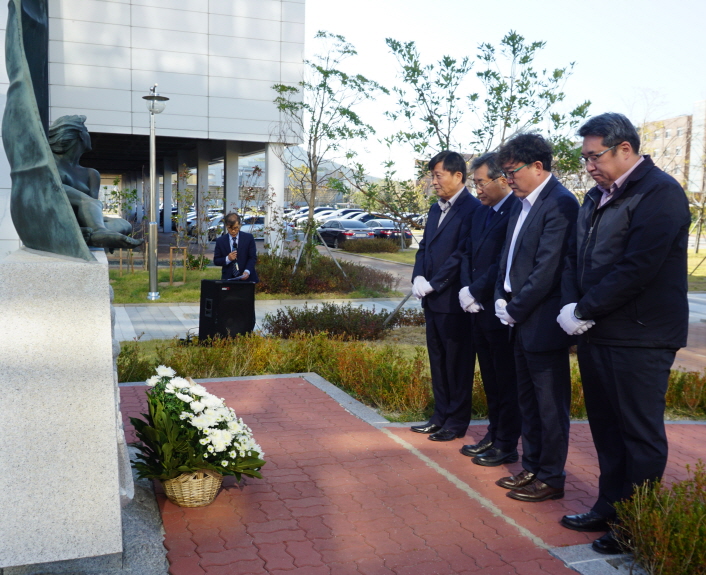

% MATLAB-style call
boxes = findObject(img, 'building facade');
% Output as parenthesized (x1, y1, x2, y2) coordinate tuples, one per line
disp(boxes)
(0, 0, 305, 258)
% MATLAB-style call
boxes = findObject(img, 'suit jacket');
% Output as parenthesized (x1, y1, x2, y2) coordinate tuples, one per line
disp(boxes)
(494, 176, 578, 352)
(413, 188, 481, 314)
(213, 231, 259, 282)
(460, 193, 519, 331)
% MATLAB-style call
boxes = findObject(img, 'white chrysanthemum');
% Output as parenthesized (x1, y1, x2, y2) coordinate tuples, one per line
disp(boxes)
(179, 412, 191, 420)
(171, 377, 190, 389)
(146, 375, 160, 387)
(207, 445, 214, 452)
(221, 460, 229, 466)
(175, 392, 192, 403)
(199, 438, 209, 445)
(200, 394, 223, 409)
(190, 384, 209, 397)
(229, 450, 237, 458)
(190, 411, 219, 430)
(190, 401, 205, 413)
(228, 421, 243, 433)
(156, 365, 176, 378)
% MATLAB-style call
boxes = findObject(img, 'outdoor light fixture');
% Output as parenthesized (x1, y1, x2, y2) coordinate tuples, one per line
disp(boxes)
(142, 84, 169, 301)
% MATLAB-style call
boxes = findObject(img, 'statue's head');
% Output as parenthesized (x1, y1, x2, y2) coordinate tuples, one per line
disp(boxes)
(48, 115, 91, 155)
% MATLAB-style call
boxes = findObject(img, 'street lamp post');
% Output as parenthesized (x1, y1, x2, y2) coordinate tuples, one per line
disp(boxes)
(143, 84, 169, 301)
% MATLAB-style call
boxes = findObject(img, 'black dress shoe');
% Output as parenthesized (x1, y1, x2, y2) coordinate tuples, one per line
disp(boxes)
(560, 511, 610, 532)
(410, 422, 441, 434)
(506, 480, 564, 502)
(460, 438, 493, 457)
(428, 429, 465, 441)
(592, 530, 623, 555)
(496, 469, 536, 490)
(471, 447, 519, 467)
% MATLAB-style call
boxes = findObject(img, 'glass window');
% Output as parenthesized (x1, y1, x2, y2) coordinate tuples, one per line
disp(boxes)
(677, 127, 684, 137)
(654, 149, 660, 157)
(665, 148, 670, 156)
(654, 131, 661, 139)
(665, 129, 671, 138)
(676, 147, 682, 156)
(674, 166, 681, 175)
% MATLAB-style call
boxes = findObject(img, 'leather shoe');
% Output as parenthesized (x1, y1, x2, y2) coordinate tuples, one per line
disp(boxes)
(460, 438, 492, 457)
(410, 422, 441, 434)
(592, 530, 623, 555)
(496, 469, 537, 490)
(506, 480, 564, 502)
(428, 429, 465, 441)
(560, 511, 610, 532)
(472, 447, 519, 467)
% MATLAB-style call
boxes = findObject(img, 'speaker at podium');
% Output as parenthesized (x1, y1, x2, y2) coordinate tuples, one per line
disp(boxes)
(199, 279, 256, 341)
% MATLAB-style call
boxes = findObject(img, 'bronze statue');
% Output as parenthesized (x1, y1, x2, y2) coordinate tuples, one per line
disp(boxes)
(2, 0, 141, 260)
(49, 115, 142, 250)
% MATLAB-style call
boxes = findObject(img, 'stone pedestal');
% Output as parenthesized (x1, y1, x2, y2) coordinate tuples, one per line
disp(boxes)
(0, 248, 123, 568)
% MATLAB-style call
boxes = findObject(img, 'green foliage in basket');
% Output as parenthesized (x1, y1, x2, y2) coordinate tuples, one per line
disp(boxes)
(130, 366, 265, 481)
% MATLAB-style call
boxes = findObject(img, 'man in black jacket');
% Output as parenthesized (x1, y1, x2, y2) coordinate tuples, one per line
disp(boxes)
(558, 113, 690, 554)
(459, 153, 521, 466)
(410, 151, 480, 442)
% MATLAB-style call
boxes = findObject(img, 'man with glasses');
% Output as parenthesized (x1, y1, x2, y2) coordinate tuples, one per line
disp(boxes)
(213, 212, 259, 282)
(410, 151, 480, 442)
(557, 113, 689, 554)
(458, 153, 521, 466)
(492, 133, 579, 502)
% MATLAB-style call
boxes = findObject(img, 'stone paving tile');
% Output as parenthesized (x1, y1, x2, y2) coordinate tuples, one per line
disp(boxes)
(120, 378, 706, 575)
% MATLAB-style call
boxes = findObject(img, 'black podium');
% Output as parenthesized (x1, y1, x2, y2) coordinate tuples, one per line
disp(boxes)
(199, 280, 256, 340)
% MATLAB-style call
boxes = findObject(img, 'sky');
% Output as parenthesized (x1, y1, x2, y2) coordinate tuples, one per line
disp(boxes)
(304, 0, 706, 179)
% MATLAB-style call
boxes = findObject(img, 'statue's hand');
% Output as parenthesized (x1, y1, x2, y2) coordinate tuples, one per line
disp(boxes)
(80, 227, 93, 241)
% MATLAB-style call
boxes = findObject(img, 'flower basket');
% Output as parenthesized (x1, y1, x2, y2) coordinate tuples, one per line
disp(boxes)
(130, 366, 265, 506)
(162, 469, 224, 508)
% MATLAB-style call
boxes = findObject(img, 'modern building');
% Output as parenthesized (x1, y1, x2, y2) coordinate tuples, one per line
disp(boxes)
(638, 101, 706, 193)
(0, 0, 306, 258)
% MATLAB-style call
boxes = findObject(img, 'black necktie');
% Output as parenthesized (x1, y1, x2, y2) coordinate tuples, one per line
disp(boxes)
(484, 208, 496, 229)
(231, 237, 239, 277)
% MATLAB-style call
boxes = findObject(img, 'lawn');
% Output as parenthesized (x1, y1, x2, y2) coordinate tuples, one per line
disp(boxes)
(109, 267, 401, 304)
(688, 249, 706, 291)
(348, 250, 417, 266)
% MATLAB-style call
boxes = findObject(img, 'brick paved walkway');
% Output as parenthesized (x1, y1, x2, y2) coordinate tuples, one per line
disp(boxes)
(120, 378, 706, 575)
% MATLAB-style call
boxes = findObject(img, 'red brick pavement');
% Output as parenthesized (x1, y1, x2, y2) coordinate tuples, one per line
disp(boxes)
(120, 378, 706, 575)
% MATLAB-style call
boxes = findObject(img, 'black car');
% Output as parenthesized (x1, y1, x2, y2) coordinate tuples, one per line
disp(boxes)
(366, 219, 413, 246)
(317, 219, 374, 248)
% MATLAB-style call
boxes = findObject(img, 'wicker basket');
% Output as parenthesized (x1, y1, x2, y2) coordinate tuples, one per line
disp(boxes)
(162, 469, 223, 508)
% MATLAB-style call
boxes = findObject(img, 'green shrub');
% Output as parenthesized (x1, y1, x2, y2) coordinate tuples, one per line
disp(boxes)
(262, 302, 426, 340)
(615, 461, 706, 575)
(341, 237, 412, 253)
(186, 254, 210, 270)
(666, 369, 706, 416)
(342, 238, 400, 253)
(256, 253, 398, 295)
(117, 340, 156, 383)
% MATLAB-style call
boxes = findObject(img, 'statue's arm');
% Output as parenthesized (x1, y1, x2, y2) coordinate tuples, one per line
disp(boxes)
(87, 168, 101, 200)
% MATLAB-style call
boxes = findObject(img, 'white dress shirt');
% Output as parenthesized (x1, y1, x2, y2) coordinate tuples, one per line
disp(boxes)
(503, 174, 552, 294)
(437, 186, 466, 227)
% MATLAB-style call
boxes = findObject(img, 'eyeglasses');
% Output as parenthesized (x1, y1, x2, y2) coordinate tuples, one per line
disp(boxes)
(501, 163, 530, 180)
(472, 177, 500, 189)
(580, 145, 617, 165)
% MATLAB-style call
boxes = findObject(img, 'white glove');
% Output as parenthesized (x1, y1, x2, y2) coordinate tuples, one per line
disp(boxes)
(495, 299, 516, 325)
(412, 276, 434, 299)
(459, 287, 484, 313)
(557, 303, 595, 335)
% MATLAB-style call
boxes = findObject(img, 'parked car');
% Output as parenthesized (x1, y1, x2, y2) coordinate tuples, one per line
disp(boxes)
(366, 219, 413, 245)
(208, 214, 269, 241)
(348, 212, 389, 223)
(317, 219, 375, 248)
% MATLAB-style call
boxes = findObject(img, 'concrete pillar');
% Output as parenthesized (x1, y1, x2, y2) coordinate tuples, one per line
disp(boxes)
(163, 157, 174, 233)
(196, 141, 209, 242)
(265, 142, 286, 255)
(176, 151, 188, 238)
(135, 177, 144, 224)
(224, 141, 240, 214)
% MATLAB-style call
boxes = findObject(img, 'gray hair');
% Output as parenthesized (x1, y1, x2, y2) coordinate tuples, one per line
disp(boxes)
(470, 152, 503, 179)
(578, 113, 640, 154)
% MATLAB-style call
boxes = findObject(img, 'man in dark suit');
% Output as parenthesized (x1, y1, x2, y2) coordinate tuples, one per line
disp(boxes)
(558, 113, 689, 554)
(213, 212, 259, 282)
(492, 134, 579, 502)
(458, 153, 521, 467)
(410, 151, 480, 442)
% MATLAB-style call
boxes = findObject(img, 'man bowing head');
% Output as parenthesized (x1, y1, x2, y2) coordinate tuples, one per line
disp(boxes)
(410, 151, 480, 442)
